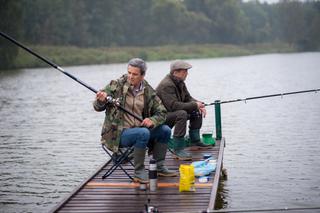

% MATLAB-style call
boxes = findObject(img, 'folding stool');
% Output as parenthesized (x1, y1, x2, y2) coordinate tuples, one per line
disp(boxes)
(101, 144, 134, 180)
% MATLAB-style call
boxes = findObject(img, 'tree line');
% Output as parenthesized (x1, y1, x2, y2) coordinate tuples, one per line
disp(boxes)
(1, 0, 320, 69)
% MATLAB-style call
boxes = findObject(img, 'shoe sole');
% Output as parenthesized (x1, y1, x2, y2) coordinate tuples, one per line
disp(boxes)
(172, 154, 192, 161)
(191, 143, 211, 148)
(189, 145, 210, 151)
(133, 177, 149, 184)
(168, 148, 192, 161)
(158, 173, 178, 177)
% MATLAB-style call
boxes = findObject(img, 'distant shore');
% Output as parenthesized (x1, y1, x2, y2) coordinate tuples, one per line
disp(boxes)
(11, 42, 295, 70)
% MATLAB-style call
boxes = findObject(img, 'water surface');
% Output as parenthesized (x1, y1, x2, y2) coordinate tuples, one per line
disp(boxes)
(0, 52, 319, 212)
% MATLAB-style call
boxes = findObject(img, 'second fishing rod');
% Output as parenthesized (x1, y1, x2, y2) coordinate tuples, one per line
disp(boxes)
(0, 31, 143, 122)
(204, 88, 320, 106)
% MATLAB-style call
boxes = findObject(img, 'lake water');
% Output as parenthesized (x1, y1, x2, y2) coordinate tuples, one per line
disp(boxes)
(0, 53, 319, 212)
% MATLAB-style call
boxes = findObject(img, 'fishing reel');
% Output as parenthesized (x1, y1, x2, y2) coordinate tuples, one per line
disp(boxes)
(143, 199, 159, 213)
(146, 206, 159, 213)
(106, 96, 120, 106)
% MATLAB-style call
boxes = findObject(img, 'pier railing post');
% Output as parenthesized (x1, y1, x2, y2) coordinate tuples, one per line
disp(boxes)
(214, 100, 222, 140)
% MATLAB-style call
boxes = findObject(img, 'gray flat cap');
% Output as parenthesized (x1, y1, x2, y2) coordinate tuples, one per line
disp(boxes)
(170, 60, 192, 72)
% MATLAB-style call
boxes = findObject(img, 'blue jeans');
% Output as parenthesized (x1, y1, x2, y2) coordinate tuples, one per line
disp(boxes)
(120, 125, 171, 149)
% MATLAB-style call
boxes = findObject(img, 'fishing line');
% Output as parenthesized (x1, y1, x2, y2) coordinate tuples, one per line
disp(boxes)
(205, 88, 320, 106)
(0, 31, 143, 121)
(207, 206, 320, 212)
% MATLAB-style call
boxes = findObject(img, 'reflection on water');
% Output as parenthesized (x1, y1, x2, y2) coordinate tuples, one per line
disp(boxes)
(214, 174, 228, 210)
(0, 53, 320, 212)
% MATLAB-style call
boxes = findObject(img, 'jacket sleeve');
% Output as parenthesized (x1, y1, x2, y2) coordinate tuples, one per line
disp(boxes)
(93, 98, 107, 112)
(158, 84, 198, 113)
(148, 95, 167, 127)
(92, 80, 118, 112)
(184, 86, 197, 103)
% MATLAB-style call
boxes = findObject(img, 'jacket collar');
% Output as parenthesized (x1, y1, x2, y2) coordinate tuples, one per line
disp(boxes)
(169, 73, 184, 86)
(121, 74, 148, 95)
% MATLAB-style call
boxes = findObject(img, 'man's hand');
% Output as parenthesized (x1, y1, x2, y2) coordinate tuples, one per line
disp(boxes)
(141, 118, 154, 128)
(197, 101, 207, 118)
(96, 91, 107, 103)
(199, 107, 207, 118)
(196, 101, 205, 109)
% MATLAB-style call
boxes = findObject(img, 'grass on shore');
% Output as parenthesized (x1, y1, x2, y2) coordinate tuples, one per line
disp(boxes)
(13, 42, 294, 69)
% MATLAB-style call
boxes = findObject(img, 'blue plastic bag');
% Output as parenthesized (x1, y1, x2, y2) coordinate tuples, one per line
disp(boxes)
(191, 157, 216, 177)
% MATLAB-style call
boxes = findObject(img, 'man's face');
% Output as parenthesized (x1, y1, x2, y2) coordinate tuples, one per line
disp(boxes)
(173, 69, 188, 81)
(127, 65, 144, 87)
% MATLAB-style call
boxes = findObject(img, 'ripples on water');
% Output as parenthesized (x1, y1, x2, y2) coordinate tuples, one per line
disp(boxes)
(0, 53, 319, 212)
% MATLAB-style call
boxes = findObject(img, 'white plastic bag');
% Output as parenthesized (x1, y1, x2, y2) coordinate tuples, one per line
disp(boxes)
(191, 157, 216, 177)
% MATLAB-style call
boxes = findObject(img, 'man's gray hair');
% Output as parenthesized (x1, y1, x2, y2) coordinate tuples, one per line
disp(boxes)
(128, 58, 147, 75)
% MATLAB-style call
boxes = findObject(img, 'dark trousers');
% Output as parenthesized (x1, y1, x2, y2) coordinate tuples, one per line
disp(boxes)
(165, 110, 202, 138)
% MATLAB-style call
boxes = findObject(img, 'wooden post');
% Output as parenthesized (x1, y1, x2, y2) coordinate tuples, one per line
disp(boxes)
(215, 100, 222, 140)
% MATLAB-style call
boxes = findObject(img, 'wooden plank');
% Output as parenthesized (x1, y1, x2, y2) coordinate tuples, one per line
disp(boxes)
(49, 161, 109, 213)
(207, 138, 225, 211)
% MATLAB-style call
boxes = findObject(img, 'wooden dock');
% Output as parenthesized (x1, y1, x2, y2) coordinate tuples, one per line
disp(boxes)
(51, 138, 225, 213)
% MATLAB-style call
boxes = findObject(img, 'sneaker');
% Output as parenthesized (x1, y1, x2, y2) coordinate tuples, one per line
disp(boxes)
(157, 166, 178, 177)
(172, 149, 192, 161)
(133, 170, 149, 184)
(133, 177, 149, 184)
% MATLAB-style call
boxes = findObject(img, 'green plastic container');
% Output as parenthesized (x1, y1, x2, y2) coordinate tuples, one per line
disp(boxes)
(202, 133, 216, 146)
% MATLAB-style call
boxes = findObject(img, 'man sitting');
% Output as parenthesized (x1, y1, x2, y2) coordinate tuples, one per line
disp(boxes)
(156, 60, 209, 161)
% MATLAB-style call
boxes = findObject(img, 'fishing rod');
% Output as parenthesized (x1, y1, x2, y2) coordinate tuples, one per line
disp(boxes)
(205, 88, 320, 106)
(208, 206, 320, 212)
(0, 31, 143, 122)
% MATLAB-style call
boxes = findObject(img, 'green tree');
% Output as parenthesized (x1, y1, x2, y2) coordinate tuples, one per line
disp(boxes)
(149, 0, 210, 45)
(241, 1, 272, 43)
(21, 0, 73, 45)
(308, 12, 320, 50)
(277, 0, 306, 46)
(116, 0, 153, 46)
(0, 0, 22, 70)
(2, 0, 320, 56)
(149, 0, 188, 44)
(84, 1, 115, 46)
(69, 0, 90, 46)
(186, 0, 249, 44)
(299, 1, 320, 50)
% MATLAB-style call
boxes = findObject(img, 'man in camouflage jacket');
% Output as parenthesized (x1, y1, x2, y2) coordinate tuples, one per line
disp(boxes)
(93, 58, 176, 183)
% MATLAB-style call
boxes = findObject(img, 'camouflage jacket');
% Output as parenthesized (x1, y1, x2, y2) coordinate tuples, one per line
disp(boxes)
(93, 74, 167, 152)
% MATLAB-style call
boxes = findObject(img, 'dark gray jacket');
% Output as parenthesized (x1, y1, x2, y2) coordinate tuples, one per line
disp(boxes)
(156, 74, 198, 113)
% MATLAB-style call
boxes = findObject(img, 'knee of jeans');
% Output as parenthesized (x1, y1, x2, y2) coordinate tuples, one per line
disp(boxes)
(135, 128, 150, 148)
(163, 125, 171, 138)
(159, 125, 171, 143)
(176, 110, 188, 121)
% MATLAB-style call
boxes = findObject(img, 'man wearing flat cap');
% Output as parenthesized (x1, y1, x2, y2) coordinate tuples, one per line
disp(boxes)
(156, 60, 208, 161)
